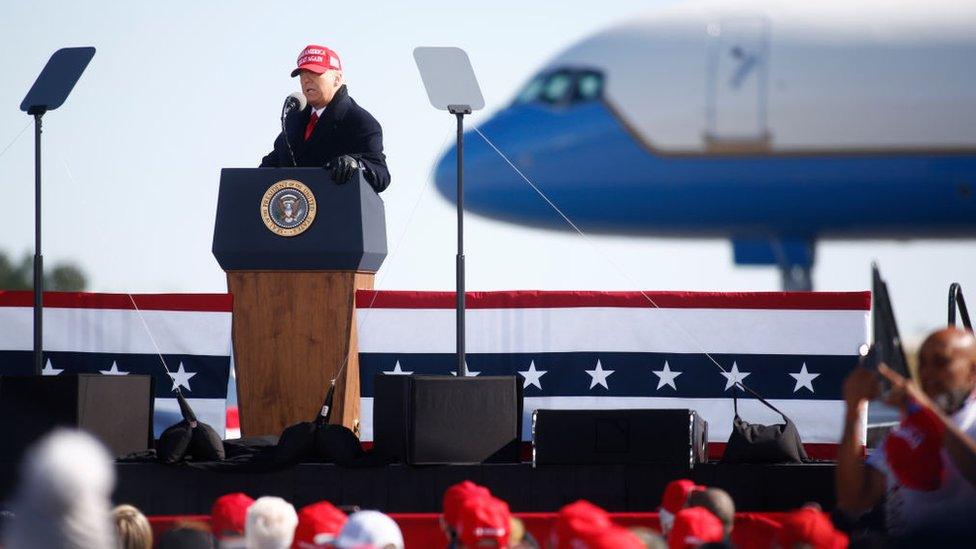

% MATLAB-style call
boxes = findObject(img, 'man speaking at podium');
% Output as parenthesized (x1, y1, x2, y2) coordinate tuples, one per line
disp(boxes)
(260, 45, 391, 193)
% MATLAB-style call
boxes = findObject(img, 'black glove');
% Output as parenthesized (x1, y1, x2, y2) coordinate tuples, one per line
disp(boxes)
(327, 155, 360, 184)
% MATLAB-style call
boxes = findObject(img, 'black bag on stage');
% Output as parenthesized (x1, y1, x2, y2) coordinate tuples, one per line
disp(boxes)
(315, 424, 364, 465)
(274, 421, 317, 466)
(157, 391, 225, 463)
(273, 383, 386, 468)
(188, 421, 225, 461)
(157, 421, 193, 464)
(275, 422, 372, 467)
(721, 388, 808, 464)
(274, 383, 336, 466)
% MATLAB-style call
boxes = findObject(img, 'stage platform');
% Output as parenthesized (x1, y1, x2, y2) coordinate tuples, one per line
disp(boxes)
(89, 461, 836, 515)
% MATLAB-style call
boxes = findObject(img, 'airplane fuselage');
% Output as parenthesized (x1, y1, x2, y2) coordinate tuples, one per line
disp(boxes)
(438, 100, 976, 239)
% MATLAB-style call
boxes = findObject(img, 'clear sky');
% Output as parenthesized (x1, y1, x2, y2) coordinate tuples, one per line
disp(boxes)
(1, 0, 974, 341)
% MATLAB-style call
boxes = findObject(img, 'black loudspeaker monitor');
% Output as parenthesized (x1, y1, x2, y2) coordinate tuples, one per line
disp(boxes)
(373, 375, 522, 464)
(0, 374, 154, 463)
(532, 409, 708, 468)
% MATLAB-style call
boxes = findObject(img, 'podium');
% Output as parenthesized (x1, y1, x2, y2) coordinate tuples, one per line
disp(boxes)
(213, 168, 386, 437)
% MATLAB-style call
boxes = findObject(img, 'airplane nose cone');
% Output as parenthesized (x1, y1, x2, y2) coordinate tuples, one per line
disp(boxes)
(433, 108, 531, 210)
(434, 127, 501, 203)
(431, 105, 590, 229)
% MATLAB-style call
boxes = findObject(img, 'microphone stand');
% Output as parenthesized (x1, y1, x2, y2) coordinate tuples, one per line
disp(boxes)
(281, 99, 300, 167)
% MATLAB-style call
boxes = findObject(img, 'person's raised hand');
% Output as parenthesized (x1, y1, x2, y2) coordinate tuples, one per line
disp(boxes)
(878, 363, 936, 414)
(843, 367, 880, 410)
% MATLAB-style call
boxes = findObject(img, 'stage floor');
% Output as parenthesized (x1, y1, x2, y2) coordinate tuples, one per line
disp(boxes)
(88, 461, 837, 515)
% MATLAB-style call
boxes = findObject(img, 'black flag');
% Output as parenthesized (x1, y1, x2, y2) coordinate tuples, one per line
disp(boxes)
(861, 263, 910, 394)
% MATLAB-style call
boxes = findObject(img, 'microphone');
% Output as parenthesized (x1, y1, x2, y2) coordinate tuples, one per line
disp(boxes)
(283, 91, 307, 116)
(281, 92, 307, 166)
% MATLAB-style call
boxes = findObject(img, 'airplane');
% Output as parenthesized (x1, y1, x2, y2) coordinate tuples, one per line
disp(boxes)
(433, 0, 976, 290)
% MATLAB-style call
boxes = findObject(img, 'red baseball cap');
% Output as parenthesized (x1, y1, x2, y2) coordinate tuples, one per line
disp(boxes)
(292, 501, 348, 549)
(443, 480, 491, 533)
(660, 479, 705, 534)
(776, 507, 848, 549)
(457, 496, 511, 548)
(292, 45, 342, 77)
(551, 500, 613, 549)
(667, 507, 725, 549)
(210, 492, 254, 539)
(661, 479, 703, 515)
(885, 403, 946, 491)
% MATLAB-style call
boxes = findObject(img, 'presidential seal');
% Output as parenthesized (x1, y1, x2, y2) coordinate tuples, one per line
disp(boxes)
(260, 180, 317, 237)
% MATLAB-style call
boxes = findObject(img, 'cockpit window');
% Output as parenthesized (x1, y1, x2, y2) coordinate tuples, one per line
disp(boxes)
(576, 72, 604, 101)
(516, 75, 546, 104)
(542, 72, 574, 104)
(514, 68, 605, 106)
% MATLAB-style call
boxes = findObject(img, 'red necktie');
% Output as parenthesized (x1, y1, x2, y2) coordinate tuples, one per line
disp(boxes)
(304, 111, 319, 141)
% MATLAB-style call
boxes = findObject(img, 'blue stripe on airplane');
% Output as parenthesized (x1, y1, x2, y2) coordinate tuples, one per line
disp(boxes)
(434, 101, 976, 239)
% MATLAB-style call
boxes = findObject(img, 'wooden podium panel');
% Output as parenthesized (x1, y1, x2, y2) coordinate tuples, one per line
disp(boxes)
(227, 271, 372, 437)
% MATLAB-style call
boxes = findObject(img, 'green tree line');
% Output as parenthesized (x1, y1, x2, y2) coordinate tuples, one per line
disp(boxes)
(0, 251, 87, 291)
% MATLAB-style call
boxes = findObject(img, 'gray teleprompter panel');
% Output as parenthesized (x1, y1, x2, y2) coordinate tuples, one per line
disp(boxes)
(413, 47, 485, 112)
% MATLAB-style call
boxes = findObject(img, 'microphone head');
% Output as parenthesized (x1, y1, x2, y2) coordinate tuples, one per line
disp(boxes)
(286, 91, 307, 112)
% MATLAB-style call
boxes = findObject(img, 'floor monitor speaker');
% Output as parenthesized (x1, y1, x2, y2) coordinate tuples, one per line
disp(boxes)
(373, 374, 521, 464)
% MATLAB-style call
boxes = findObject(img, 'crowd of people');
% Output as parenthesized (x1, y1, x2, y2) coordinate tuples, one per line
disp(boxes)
(0, 426, 843, 549)
(1, 328, 975, 548)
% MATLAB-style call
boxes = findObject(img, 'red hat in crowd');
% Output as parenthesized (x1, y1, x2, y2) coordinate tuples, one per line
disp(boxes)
(291, 45, 342, 77)
(210, 492, 254, 539)
(551, 500, 613, 549)
(457, 496, 511, 548)
(660, 479, 704, 533)
(776, 507, 848, 549)
(668, 507, 725, 549)
(885, 403, 947, 491)
(292, 501, 348, 549)
(443, 480, 492, 533)
(578, 526, 646, 549)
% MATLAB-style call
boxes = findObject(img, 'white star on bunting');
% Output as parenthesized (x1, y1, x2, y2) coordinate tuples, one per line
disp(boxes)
(518, 360, 547, 390)
(383, 361, 413, 375)
(720, 362, 751, 391)
(585, 360, 614, 390)
(167, 362, 197, 392)
(41, 359, 63, 376)
(789, 362, 820, 393)
(652, 361, 682, 391)
(99, 361, 129, 376)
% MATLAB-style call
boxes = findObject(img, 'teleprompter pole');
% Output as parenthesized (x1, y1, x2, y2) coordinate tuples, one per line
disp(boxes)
(31, 111, 45, 375)
(449, 105, 472, 377)
(19, 47, 97, 375)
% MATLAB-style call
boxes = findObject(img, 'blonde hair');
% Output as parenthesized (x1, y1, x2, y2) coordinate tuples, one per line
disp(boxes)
(509, 516, 526, 545)
(113, 504, 153, 549)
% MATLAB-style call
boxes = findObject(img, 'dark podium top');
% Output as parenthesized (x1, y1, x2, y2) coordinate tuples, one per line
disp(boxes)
(212, 168, 387, 271)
